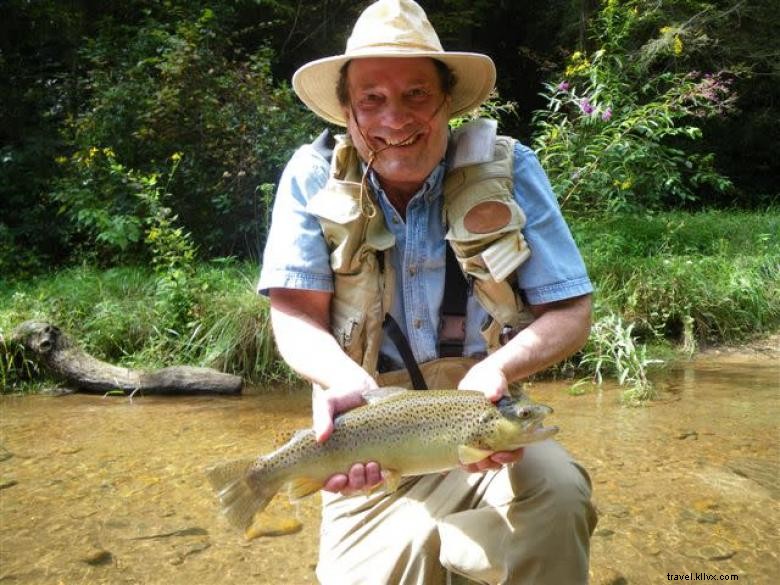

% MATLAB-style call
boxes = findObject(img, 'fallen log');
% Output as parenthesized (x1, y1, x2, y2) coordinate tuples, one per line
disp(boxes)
(11, 321, 243, 395)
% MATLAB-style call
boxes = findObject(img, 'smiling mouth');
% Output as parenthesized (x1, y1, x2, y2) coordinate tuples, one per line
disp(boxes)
(377, 132, 422, 148)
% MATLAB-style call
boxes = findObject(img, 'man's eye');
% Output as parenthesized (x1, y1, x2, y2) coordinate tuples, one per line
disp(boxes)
(359, 94, 383, 106)
(407, 88, 430, 100)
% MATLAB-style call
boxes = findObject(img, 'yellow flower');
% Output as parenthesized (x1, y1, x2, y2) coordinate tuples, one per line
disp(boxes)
(660, 26, 672, 35)
(54, 156, 68, 165)
(171, 152, 183, 162)
(88, 147, 99, 158)
(673, 36, 683, 56)
(564, 61, 590, 77)
(621, 179, 633, 190)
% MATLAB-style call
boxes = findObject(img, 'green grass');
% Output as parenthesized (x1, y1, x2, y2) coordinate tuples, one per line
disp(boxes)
(566, 208, 779, 401)
(574, 209, 780, 344)
(0, 260, 295, 393)
(2, 209, 778, 396)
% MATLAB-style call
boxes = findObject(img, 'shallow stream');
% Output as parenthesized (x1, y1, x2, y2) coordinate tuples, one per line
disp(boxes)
(1, 352, 777, 584)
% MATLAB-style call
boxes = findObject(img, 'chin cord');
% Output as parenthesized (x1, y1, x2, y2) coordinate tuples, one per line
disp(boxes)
(349, 96, 448, 219)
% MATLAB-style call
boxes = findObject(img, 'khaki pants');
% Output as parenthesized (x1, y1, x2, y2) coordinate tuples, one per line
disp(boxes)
(315, 359, 598, 585)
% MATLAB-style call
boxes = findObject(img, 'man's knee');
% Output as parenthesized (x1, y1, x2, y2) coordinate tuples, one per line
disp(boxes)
(317, 502, 444, 585)
(509, 441, 597, 534)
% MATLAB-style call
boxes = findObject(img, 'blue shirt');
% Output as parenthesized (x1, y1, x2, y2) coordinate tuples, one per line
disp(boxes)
(258, 138, 592, 370)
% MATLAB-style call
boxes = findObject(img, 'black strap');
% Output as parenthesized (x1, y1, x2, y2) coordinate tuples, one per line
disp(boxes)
(438, 245, 469, 357)
(383, 314, 428, 390)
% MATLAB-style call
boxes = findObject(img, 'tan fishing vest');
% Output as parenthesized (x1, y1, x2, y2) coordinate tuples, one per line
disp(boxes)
(306, 119, 533, 377)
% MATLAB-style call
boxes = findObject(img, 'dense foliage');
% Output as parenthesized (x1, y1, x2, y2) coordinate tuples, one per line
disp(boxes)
(1, 1, 322, 274)
(2, 0, 777, 276)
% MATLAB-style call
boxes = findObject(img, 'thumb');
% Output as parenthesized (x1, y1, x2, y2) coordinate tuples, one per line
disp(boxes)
(312, 391, 335, 444)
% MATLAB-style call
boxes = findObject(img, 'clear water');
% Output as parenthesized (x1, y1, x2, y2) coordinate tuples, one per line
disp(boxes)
(1, 353, 777, 584)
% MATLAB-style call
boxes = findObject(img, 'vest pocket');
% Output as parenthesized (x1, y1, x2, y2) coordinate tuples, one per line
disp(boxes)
(445, 196, 529, 282)
(330, 295, 366, 364)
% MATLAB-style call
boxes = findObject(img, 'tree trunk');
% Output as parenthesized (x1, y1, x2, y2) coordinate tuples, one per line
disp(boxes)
(11, 321, 242, 395)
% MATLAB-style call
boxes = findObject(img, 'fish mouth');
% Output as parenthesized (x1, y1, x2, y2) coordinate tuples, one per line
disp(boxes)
(531, 422, 559, 440)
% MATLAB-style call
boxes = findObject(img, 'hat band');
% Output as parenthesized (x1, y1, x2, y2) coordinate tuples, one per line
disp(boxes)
(347, 41, 443, 56)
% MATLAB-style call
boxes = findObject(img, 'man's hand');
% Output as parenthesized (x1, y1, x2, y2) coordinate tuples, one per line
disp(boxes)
(458, 360, 524, 472)
(457, 360, 508, 401)
(322, 461, 384, 494)
(312, 383, 373, 443)
(312, 381, 385, 495)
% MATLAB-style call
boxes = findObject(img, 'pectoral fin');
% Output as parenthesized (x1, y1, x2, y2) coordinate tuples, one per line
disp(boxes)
(457, 445, 494, 465)
(381, 469, 402, 493)
(287, 477, 323, 500)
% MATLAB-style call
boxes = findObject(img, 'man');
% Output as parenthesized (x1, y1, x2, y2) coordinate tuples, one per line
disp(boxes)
(258, 1, 597, 583)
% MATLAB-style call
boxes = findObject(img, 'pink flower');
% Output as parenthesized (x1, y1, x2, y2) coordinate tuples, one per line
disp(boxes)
(580, 98, 594, 115)
(557, 81, 570, 92)
(601, 107, 612, 121)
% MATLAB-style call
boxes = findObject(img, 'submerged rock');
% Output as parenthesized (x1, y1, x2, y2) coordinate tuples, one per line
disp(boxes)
(81, 548, 113, 566)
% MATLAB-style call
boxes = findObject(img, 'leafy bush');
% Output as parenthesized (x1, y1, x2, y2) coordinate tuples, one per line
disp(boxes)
(50, 5, 320, 263)
(532, 0, 736, 213)
(576, 313, 662, 403)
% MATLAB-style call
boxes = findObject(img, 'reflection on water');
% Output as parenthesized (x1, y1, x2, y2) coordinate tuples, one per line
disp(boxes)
(1, 355, 778, 584)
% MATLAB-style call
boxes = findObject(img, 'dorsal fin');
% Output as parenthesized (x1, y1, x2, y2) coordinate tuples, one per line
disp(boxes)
(361, 387, 409, 405)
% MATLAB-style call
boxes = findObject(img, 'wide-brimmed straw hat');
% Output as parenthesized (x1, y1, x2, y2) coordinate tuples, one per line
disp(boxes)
(292, 0, 496, 126)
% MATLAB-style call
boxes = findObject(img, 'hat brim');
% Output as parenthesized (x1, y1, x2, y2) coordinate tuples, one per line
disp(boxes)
(292, 52, 496, 127)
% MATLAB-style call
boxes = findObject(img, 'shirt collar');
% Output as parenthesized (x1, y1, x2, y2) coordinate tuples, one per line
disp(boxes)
(366, 161, 446, 205)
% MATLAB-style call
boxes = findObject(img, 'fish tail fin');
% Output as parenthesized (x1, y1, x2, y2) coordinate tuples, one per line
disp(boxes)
(205, 459, 280, 531)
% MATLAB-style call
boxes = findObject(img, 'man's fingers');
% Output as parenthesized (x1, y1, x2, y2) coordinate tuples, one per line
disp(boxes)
(321, 462, 384, 495)
(364, 461, 382, 487)
(322, 473, 348, 493)
(461, 448, 524, 473)
(491, 448, 524, 465)
(348, 463, 366, 491)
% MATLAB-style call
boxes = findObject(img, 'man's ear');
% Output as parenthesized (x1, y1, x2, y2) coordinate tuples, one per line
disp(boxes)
(444, 95, 453, 117)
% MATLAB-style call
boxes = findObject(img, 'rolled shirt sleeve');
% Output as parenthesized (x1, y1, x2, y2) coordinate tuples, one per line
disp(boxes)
(257, 145, 334, 295)
(512, 143, 593, 305)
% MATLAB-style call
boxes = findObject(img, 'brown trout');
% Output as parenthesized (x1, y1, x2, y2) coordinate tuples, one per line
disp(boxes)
(206, 388, 557, 532)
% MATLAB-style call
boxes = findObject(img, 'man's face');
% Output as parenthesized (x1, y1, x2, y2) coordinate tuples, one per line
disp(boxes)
(343, 57, 451, 196)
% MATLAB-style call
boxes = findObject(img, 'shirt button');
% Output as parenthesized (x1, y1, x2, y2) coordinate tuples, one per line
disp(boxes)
(408, 266, 417, 276)
(413, 319, 422, 329)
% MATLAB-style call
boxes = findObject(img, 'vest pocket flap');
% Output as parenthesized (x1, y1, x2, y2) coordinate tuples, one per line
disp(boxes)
(307, 183, 362, 224)
(452, 231, 530, 283)
(481, 232, 531, 282)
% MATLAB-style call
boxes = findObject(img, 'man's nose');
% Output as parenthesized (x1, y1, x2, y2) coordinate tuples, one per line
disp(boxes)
(380, 96, 415, 129)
